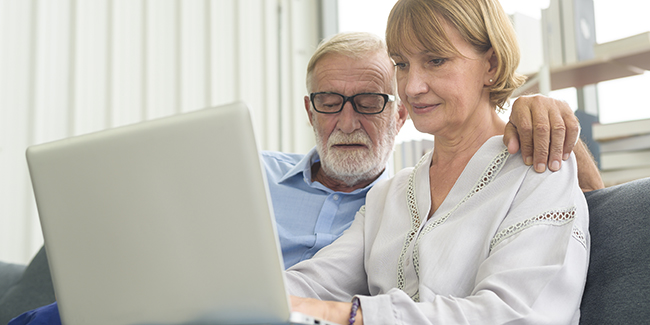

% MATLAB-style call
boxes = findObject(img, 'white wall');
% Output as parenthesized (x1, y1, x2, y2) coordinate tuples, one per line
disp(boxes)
(0, 0, 320, 264)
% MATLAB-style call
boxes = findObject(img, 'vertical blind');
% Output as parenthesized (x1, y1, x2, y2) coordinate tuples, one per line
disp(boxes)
(0, 0, 321, 264)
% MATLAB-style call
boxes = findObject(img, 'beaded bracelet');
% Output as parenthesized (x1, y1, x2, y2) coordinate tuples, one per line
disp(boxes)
(348, 296, 360, 325)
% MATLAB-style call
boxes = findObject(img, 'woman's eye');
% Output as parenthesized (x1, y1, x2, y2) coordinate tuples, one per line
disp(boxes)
(430, 58, 446, 66)
(394, 62, 407, 69)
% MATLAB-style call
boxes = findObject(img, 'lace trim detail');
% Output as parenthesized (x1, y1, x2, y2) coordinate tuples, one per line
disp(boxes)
(396, 154, 430, 295)
(489, 207, 577, 252)
(572, 226, 587, 249)
(412, 149, 509, 280)
(397, 148, 510, 301)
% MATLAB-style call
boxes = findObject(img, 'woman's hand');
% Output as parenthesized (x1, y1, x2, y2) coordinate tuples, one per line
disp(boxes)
(290, 295, 363, 325)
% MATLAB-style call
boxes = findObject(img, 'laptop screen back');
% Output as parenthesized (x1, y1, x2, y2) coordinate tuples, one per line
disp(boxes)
(27, 102, 292, 325)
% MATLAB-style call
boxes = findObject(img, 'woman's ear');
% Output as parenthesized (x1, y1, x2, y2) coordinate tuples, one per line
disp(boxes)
(485, 48, 498, 85)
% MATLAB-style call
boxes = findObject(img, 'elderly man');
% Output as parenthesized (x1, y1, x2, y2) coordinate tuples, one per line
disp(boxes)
(8, 31, 602, 325)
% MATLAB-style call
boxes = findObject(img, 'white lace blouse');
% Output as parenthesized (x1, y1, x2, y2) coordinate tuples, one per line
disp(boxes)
(286, 136, 590, 324)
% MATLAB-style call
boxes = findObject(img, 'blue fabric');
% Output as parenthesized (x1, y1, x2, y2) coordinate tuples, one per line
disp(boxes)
(10, 148, 388, 324)
(262, 148, 388, 268)
(8, 302, 60, 325)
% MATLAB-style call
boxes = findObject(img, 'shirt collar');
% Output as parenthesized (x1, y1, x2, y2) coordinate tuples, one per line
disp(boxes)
(278, 147, 321, 184)
(278, 146, 390, 193)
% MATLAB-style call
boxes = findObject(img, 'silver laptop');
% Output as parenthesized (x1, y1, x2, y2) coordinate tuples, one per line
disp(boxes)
(26, 102, 339, 325)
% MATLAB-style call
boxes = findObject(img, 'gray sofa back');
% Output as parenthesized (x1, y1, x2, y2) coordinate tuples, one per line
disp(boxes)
(580, 177, 650, 324)
(0, 247, 55, 325)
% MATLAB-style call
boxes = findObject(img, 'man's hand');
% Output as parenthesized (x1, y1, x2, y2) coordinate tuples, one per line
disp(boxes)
(504, 95, 581, 173)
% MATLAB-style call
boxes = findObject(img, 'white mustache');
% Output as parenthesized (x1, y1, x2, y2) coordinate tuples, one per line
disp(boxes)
(327, 130, 372, 148)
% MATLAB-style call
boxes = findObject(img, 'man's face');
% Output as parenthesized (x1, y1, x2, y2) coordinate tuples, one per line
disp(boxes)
(304, 51, 405, 186)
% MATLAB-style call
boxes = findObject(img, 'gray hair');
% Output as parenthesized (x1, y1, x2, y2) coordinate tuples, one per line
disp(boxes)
(305, 32, 390, 93)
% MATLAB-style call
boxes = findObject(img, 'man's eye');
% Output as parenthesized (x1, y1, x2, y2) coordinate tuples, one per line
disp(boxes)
(394, 62, 407, 69)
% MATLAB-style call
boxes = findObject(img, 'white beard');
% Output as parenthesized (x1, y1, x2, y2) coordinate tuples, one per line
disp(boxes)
(313, 117, 397, 187)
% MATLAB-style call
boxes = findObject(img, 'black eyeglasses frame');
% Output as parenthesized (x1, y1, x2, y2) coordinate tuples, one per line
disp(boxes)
(309, 92, 395, 115)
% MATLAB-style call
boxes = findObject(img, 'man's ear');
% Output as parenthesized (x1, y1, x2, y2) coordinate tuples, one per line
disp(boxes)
(304, 95, 314, 126)
(395, 101, 409, 132)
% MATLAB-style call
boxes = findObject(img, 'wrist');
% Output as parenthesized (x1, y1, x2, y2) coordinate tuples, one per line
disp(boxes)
(348, 296, 362, 325)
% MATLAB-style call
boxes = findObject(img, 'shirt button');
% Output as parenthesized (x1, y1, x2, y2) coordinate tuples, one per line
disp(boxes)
(332, 194, 340, 200)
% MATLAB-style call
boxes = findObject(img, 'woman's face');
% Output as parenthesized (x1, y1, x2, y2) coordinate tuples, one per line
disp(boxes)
(391, 20, 496, 138)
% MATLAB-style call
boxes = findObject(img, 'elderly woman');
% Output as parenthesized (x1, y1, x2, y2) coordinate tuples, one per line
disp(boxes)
(287, 0, 590, 324)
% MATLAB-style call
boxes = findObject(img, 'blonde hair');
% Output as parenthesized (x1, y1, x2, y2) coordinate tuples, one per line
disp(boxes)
(305, 32, 394, 95)
(386, 0, 526, 110)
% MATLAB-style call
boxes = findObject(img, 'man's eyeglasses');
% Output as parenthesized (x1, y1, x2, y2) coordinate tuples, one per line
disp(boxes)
(310, 92, 395, 115)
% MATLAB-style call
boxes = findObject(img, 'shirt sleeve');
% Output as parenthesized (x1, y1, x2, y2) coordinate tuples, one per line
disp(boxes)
(285, 206, 371, 302)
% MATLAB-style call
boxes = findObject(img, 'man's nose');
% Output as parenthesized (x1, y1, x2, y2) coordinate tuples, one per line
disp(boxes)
(336, 101, 362, 133)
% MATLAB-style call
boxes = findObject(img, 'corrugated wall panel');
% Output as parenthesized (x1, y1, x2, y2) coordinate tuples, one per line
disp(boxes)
(0, 0, 40, 264)
(75, 0, 111, 134)
(111, 0, 146, 127)
(0, 0, 319, 264)
(146, 0, 180, 119)
(180, 0, 210, 113)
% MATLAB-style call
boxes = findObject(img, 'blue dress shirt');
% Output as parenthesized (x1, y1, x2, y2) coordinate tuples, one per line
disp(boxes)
(262, 147, 389, 268)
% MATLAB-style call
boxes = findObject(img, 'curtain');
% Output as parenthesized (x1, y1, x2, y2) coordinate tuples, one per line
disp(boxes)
(0, 0, 321, 264)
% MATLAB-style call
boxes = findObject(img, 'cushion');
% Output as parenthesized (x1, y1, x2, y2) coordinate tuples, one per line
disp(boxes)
(580, 177, 650, 324)
(0, 247, 56, 325)
(0, 262, 26, 298)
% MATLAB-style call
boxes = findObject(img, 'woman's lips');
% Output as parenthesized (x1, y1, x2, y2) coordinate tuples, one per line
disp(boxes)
(410, 103, 440, 114)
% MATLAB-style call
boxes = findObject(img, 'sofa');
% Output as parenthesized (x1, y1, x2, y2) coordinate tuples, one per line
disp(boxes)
(1, 177, 648, 324)
(0, 247, 55, 324)
(579, 177, 650, 324)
